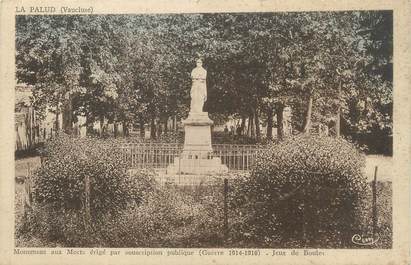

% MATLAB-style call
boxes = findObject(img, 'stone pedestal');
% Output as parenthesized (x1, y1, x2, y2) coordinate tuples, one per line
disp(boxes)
(166, 111, 228, 175)
(182, 112, 213, 152)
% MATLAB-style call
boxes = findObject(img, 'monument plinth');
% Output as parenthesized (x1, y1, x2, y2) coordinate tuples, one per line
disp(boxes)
(167, 59, 228, 175)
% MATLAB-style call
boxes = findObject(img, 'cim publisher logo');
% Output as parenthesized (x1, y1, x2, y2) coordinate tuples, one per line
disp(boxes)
(351, 234, 380, 246)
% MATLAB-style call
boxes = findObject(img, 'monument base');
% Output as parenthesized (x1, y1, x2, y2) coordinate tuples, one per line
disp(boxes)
(181, 111, 213, 153)
(166, 156, 228, 175)
(166, 111, 228, 175)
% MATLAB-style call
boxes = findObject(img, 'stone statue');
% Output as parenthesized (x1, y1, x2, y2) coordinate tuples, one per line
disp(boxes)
(189, 58, 207, 113)
(166, 57, 228, 174)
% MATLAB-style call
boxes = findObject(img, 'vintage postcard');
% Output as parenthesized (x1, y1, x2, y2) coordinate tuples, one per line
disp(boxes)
(0, 0, 410, 264)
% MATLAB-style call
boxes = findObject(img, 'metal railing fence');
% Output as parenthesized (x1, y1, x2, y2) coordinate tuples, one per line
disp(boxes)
(119, 143, 261, 172)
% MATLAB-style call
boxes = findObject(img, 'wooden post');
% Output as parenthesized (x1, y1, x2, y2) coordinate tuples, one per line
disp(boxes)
(336, 79, 342, 137)
(23, 162, 32, 218)
(223, 178, 228, 243)
(372, 166, 378, 237)
(84, 175, 91, 232)
(302, 188, 307, 247)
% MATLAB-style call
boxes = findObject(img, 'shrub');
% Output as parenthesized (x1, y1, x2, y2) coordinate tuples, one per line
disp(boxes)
(230, 135, 367, 248)
(24, 133, 155, 246)
(33, 134, 155, 215)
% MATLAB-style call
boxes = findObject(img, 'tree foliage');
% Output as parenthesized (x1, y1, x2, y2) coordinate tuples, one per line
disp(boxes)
(16, 12, 392, 149)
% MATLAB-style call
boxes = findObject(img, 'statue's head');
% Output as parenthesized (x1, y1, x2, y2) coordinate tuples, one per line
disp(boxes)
(196, 58, 203, 67)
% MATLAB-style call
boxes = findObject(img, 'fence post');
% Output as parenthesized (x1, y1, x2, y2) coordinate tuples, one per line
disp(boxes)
(372, 166, 378, 238)
(84, 175, 91, 232)
(223, 178, 228, 243)
(23, 162, 32, 218)
(302, 187, 307, 247)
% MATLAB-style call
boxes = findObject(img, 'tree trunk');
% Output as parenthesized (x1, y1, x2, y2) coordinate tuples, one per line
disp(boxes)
(246, 117, 250, 137)
(266, 108, 273, 140)
(249, 113, 255, 138)
(55, 107, 60, 133)
(113, 121, 118, 138)
(85, 115, 93, 136)
(123, 121, 129, 137)
(31, 109, 35, 145)
(26, 108, 32, 148)
(276, 104, 284, 140)
(239, 116, 246, 136)
(157, 118, 163, 137)
(139, 119, 145, 138)
(99, 116, 104, 137)
(150, 117, 156, 139)
(164, 117, 169, 134)
(62, 95, 73, 135)
(303, 93, 313, 134)
(255, 109, 261, 141)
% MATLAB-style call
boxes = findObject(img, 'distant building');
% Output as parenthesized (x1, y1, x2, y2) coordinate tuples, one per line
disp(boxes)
(15, 84, 62, 151)
(15, 84, 41, 151)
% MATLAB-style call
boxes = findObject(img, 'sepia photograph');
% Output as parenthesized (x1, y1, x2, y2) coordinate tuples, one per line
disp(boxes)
(13, 11, 394, 250)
